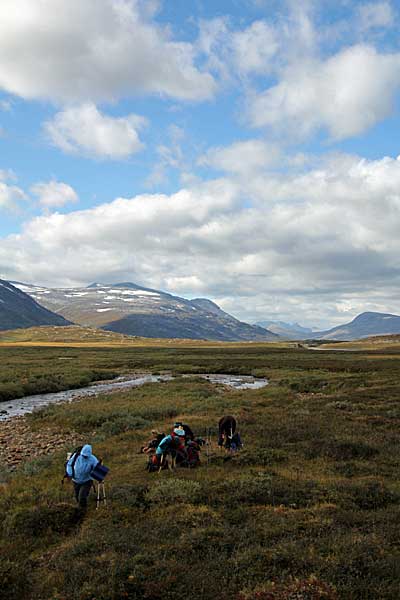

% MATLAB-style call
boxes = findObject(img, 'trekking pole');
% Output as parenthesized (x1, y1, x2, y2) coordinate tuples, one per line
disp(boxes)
(96, 481, 106, 509)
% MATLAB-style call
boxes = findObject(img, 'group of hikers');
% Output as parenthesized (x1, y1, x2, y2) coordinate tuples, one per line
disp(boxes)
(65, 415, 242, 508)
(141, 415, 242, 472)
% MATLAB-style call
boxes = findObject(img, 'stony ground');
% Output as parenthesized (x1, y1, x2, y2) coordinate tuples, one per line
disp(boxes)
(0, 415, 83, 468)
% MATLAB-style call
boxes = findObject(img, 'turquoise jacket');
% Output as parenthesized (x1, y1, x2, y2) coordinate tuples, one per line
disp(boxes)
(156, 435, 174, 456)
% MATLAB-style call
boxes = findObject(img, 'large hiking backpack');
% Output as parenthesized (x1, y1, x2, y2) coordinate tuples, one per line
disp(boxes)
(186, 441, 200, 467)
(62, 446, 83, 484)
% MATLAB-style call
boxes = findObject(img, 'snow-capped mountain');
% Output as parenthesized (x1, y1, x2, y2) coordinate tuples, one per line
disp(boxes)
(0, 279, 71, 331)
(12, 281, 278, 342)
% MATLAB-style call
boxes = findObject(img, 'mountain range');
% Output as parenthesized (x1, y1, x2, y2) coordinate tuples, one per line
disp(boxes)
(3, 279, 400, 342)
(10, 281, 278, 342)
(0, 279, 70, 331)
(314, 311, 400, 341)
(255, 320, 315, 339)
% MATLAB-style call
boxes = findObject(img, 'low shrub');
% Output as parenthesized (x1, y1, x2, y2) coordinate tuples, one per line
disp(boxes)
(236, 449, 289, 467)
(5, 503, 82, 536)
(237, 576, 338, 599)
(329, 478, 398, 510)
(306, 439, 379, 461)
(0, 557, 33, 599)
(134, 406, 179, 421)
(333, 461, 374, 478)
(289, 377, 329, 393)
(0, 383, 24, 402)
(98, 415, 150, 437)
(110, 483, 150, 510)
(146, 479, 203, 505)
(214, 474, 323, 508)
(20, 454, 54, 476)
(0, 464, 12, 483)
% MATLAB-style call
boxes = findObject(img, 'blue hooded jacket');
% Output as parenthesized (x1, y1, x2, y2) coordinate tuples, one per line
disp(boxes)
(66, 444, 99, 484)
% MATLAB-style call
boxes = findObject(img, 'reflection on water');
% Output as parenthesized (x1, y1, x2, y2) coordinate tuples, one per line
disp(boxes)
(0, 373, 268, 422)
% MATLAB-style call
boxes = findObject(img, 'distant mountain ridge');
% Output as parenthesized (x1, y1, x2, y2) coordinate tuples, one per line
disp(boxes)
(0, 279, 71, 331)
(255, 320, 315, 339)
(315, 312, 400, 341)
(12, 281, 278, 342)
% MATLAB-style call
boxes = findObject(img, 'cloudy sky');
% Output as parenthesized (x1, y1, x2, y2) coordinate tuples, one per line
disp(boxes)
(1, 0, 400, 329)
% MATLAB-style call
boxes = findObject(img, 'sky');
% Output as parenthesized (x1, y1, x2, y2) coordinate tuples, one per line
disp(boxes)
(1, 0, 400, 329)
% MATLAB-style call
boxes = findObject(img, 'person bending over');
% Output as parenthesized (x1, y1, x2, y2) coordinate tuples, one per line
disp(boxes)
(218, 415, 237, 448)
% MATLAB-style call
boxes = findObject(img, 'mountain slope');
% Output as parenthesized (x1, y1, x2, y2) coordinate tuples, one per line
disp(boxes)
(12, 281, 278, 341)
(315, 312, 400, 341)
(255, 320, 315, 339)
(0, 280, 71, 331)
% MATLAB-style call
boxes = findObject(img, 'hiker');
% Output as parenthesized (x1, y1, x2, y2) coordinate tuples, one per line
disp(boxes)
(218, 415, 237, 448)
(173, 421, 194, 441)
(156, 428, 185, 469)
(66, 444, 99, 509)
(141, 430, 165, 454)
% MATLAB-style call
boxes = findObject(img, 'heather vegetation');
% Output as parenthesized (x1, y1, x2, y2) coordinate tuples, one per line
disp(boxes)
(1, 343, 400, 599)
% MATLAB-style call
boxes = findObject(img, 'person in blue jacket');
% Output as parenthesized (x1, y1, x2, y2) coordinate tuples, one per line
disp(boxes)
(156, 429, 185, 468)
(66, 444, 99, 508)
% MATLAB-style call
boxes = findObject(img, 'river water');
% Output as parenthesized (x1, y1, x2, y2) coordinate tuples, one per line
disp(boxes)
(0, 373, 268, 421)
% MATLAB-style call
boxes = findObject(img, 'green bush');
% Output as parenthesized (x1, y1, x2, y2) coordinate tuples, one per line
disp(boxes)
(306, 439, 378, 461)
(0, 383, 24, 401)
(146, 479, 203, 505)
(0, 557, 33, 599)
(21, 454, 54, 476)
(330, 478, 398, 510)
(236, 449, 289, 467)
(110, 484, 150, 509)
(5, 503, 82, 536)
(0, 465, 12, 483)
(289, 377, 329, 393)
(237, 576, 338, 599)
(214, 474, 323, 508)
(98, 415, 150, 437)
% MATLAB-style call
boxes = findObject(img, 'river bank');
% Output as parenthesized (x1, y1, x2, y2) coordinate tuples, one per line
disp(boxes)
(0, 373, 268, 469)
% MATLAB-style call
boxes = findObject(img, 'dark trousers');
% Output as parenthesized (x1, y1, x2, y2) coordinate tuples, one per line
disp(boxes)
(73, 480, 92, 508)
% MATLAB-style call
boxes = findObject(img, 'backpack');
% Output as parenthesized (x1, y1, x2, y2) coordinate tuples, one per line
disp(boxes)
(146, 454, 168, 472)
(62, 446, 83, 484)
(186, 441, 200, 467)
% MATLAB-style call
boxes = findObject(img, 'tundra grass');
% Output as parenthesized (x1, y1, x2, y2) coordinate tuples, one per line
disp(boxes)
(1, 340, 400, 403)
(1, 344, 400, 599)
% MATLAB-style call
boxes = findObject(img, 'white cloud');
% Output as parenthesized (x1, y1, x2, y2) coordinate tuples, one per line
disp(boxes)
(2, 154, 400, 326)
(0, 0, 216, 103)
(0, 179, 26, 211)
(231, 21, 279, 75)
(357, 2, 394, 30)
(30, 180, 79, 209)
(0, 169, 16, 181)
(198, 140, 281, 175)
(146, 125, 186, 187)
(0, 99, 12, 111)
(198, 18, 279, 79)
(44, 104, 146, 159)
(249, 45, 400, 139)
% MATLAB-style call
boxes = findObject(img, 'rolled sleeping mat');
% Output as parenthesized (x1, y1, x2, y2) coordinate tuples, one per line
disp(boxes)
(91, 462, 109, 482)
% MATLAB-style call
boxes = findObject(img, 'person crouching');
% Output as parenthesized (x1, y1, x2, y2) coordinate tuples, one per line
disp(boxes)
(156, 428, 185, 471)
(66, 444, 99, 509)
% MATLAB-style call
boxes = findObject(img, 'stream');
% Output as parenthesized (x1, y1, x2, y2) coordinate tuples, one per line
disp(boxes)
(0, 373, 268, 422)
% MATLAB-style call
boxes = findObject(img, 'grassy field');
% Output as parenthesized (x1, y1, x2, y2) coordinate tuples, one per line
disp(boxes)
(0, 326, 297, 402)
(1, 340, 400, 599)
